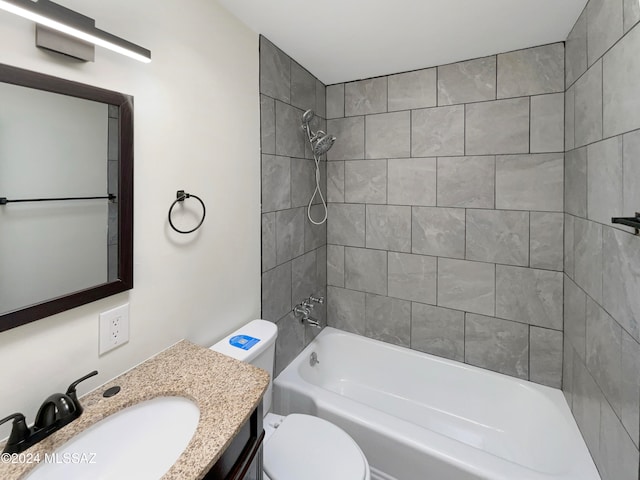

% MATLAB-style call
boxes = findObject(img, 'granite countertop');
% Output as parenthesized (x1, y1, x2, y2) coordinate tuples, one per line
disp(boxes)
(0, 340, 270, 480)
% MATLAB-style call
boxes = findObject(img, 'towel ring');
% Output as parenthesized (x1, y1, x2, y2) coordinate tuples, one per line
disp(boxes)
(168, 190, 206, 234)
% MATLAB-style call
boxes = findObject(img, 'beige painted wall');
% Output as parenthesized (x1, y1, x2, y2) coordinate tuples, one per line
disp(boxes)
(0, 0, 260, 439)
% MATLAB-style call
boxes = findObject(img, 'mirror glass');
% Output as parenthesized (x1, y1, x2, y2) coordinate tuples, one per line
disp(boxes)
(0, 64, 133, 332)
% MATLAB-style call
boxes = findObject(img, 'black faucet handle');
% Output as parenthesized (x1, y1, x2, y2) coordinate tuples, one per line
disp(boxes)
(66, 370, 98, 395)
(0, 413, 29, 453)
(0, 412, 25, 426)
(65, 370, 98, 414)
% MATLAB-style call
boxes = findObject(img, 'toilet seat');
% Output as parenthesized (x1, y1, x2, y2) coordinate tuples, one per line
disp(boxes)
(264, 414, 368, 480)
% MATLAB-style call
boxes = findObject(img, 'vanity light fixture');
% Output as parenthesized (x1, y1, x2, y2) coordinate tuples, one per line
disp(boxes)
(0, 0, 151, 63)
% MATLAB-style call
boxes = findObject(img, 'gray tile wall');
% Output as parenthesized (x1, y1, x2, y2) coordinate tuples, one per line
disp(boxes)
(261, 24, 640, 479)
(325, 42, 565, 389)
(260, 36, 327, 375)
(564, 2, 640, 478)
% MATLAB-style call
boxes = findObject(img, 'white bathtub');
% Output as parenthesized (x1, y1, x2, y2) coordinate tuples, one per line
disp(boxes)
(272, 327, 600, 480)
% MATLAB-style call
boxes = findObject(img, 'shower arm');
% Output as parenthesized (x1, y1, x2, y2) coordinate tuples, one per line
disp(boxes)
(303, 123, 319, 143)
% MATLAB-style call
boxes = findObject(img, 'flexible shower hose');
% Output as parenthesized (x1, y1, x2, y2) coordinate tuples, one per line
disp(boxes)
(307, 153, 328, 225)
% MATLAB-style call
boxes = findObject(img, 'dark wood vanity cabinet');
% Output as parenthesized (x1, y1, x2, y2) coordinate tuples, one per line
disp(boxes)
(203, 402, 264, 480)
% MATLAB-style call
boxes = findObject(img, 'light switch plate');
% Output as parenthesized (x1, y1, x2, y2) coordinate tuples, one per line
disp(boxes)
(99, 304, 130, 355)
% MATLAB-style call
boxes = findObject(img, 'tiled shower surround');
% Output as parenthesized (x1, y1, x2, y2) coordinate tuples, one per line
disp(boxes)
(261, 6, 640, 475)
(259, 37, 328, 375)
(562, 0, 640, 478)
(325, 43, 565, 388)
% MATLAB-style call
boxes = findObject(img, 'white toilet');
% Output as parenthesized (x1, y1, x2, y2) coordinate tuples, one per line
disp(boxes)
(210, 319, 371, 480)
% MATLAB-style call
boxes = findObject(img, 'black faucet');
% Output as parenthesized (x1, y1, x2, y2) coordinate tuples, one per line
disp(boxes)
(0, 371, 98, 454)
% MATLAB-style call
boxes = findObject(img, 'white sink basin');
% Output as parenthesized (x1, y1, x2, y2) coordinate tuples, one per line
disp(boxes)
(26, 396, 200, 480)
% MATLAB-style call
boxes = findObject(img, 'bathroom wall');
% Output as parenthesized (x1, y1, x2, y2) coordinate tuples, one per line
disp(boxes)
(259, 36, 328, 375)
(563, 1, 640, 478)
(0, 0, 260, 440)
(325, 43, 565, 388)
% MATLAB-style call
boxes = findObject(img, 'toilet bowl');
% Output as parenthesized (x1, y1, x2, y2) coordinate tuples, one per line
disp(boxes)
(210, 320, 370, 480)
(262, 412, 369, 480)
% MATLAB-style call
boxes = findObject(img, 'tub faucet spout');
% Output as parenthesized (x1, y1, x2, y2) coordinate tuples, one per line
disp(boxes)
(293, 303, 322, 329)
(305, 317, 321, 329)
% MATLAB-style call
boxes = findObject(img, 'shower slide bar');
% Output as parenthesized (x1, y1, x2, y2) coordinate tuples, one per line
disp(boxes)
(0, 194, 116, 205)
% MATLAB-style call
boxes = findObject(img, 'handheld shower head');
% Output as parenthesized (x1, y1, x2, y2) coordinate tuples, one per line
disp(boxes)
(302, 109, 315, 125)
(302, 109, 337, 155)
(300, 109, 337, 226)
(313, 133, 336, 156)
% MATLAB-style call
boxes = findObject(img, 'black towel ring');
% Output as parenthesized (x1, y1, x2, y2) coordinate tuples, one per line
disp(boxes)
(168, 190, 206, 234)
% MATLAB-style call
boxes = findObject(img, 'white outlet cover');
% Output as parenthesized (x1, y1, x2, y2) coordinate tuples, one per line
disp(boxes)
(99, 304, 130, 355)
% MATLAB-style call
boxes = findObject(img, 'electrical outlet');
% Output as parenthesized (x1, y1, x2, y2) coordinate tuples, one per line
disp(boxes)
(99, 304, 130, 355)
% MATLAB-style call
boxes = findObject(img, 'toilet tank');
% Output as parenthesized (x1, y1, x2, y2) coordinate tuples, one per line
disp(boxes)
(210, 319, 278, 413)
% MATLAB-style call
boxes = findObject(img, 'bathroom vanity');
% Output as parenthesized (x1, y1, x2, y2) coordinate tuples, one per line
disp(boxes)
(0, 341, 270, 480)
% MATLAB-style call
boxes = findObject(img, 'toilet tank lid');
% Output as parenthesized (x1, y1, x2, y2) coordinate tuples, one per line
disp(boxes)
(209, 319, 277, 362)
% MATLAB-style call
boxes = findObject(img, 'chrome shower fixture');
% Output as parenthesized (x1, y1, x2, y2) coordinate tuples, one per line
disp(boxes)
(302, 109, 315, 125)
(301, 109, 337, 226)
(302, 109, 336, 154)
(313, 132, 336, 157)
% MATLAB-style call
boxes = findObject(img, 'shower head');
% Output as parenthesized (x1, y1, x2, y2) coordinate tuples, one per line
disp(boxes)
(302, 109, 315, 125)
(313, 133, 336, 156)
(302, 109, 336, 156)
